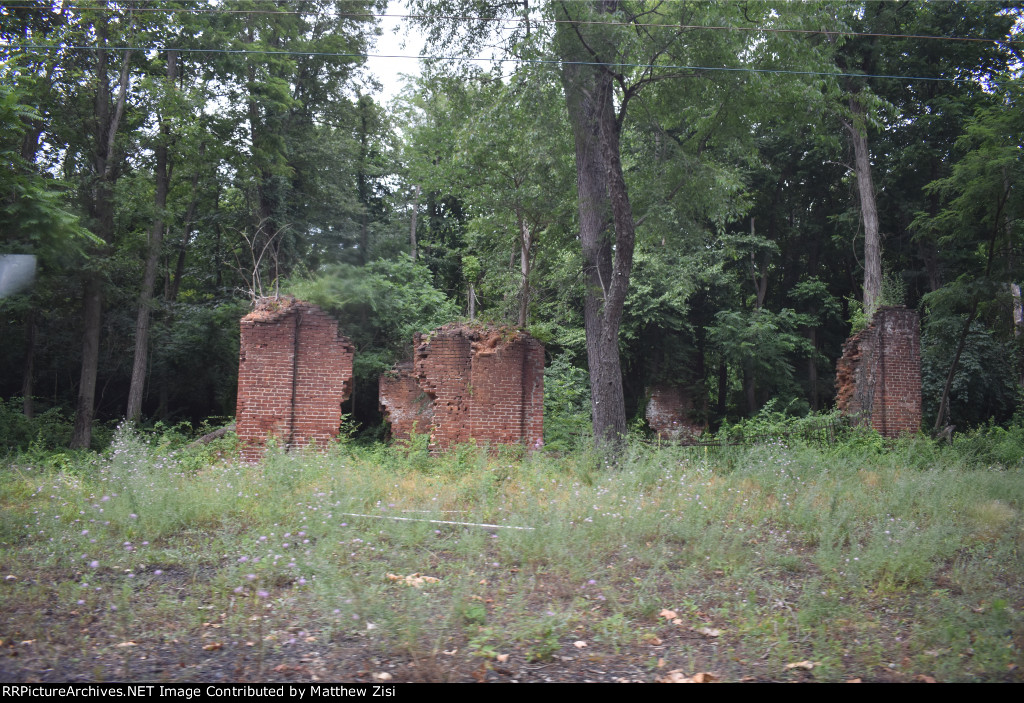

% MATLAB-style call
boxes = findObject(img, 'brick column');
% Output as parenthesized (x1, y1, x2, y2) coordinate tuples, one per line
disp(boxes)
(236, 299, 353, 460)
(836, 306, 921, 437)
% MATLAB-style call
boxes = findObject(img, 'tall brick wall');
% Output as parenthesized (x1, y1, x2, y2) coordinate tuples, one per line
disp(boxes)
(469, 330, 545, 446)
(415, 329, 474, 448)
(237, 299, 354, 460)
(379, 324, 544, 450)
(646, 384, 705, 441)
(836, 306, 921, 438)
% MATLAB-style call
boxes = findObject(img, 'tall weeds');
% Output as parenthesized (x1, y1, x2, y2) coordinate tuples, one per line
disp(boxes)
(1, 424, 1021, 681)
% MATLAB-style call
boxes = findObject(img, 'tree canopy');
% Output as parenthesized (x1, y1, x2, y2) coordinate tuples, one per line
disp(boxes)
(1, 0, 1021, 449)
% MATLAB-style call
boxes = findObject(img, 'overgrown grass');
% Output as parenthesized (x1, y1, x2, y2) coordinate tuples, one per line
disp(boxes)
(1, 425, 1022, 682)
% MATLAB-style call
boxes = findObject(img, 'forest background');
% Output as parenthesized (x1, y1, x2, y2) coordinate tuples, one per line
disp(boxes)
(1, 0, 1022, 452)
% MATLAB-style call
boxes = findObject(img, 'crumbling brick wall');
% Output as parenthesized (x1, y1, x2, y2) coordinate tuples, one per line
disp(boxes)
(836, 306, 921, 437)
(646, 384, 704, 441)
(378, 361, 433, 441)
(236, 298, 354, 460)
(380, 323, 544, 450)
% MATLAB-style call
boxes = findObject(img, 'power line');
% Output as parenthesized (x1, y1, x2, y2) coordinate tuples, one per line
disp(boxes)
(1, 42, 976, 82)
(2, 3, 1020, 46)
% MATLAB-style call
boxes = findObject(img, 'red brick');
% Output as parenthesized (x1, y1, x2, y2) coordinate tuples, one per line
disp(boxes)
(836, 306, 921, 438)
(379, 323, 544, 451)
(236, 298, 354, 460)
(646, 384, 705, 441)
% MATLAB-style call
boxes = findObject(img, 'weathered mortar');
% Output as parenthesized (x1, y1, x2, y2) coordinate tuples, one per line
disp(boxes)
(379, 323, 544, 450)
(835, 306, 921, 437)
(646, 384, 705, 441)
(236, 298, 354, 460)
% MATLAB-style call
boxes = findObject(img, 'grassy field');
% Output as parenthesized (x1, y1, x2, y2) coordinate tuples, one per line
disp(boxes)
(1, 426, 1022, 682)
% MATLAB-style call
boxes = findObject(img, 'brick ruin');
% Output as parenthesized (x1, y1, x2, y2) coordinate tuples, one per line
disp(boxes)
(378, 361, 433, 441)
(379, 323, 544, 450)
(236, 299, 354, 460)
(835, 306, 922, 437)
(645, 384, 705, 442)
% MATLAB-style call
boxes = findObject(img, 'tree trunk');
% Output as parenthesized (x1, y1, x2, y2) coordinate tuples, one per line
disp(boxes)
(71, 30, 131, 449)
(848, 97, 882, 318)
(71, 276, 103, 448)
(1012, 283, 1024, 388)
(246, 42, 282, 295)
(166, 159, 201, 302)
(517, 210, 531, 327)
(716, 360, 728, 421)
(557, 1, 636, 451)
(806, 327, 819, 411)
(127, 50, 177, 423)
(409, 184, 420, 261)
(1011, 284, 1023, 338)
(743, 359, 756, 416)
(21, 309, 36, 419)
(934, 305, 977, 433)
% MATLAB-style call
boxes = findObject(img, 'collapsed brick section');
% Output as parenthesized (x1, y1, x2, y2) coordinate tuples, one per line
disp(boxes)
(379, 324, 544, 450)
(236, 298, 354, 460)
(378, 362, 433, 441)
(836, 306, 921, 437)
(646, 384, 705, 441)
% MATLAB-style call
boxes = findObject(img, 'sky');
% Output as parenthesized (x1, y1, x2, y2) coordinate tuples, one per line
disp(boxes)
(364, 0, 426, 103)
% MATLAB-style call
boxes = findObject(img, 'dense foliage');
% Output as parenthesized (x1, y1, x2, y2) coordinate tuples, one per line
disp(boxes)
(0, 1, 1021, 448)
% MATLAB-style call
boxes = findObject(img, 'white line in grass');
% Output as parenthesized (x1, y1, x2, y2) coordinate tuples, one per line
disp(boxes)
(338, 512, 534, 531)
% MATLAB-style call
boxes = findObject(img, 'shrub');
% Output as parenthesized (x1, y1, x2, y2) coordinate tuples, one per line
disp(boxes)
(0, 398, 73, 451)
(543, 352, 592, 453)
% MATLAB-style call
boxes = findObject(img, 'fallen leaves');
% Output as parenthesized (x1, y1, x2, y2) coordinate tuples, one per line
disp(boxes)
(785, 660, 819, 671)
(657, 670, 717, 683)
(658, 607, 723, 637)
(386, 572, 440, 588)
(202, 642, 223, 651)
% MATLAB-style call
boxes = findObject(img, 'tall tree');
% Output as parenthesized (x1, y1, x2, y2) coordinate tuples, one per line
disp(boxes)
(127, 49, 178, 422)
(553, 1, 636, 447)
(915, 74, 1023, 430)
(70, 11, 136, 448)
(209, 0, 384, 293)
(403, 66, 572, 326)
(411, 1, 824, 447)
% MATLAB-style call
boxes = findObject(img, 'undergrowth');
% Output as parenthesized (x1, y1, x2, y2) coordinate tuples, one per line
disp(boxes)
(1, 421, 1022, 682)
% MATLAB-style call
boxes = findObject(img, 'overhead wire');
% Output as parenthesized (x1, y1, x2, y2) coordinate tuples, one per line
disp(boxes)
(0, 3, 1020, 45)
(0, 42, 984, 83)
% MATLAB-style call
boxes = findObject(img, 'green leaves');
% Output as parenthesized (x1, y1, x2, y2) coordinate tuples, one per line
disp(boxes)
(289, 258, 459, 375)
(0, 64, 92, 259)
(707, 306, 816, 410)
